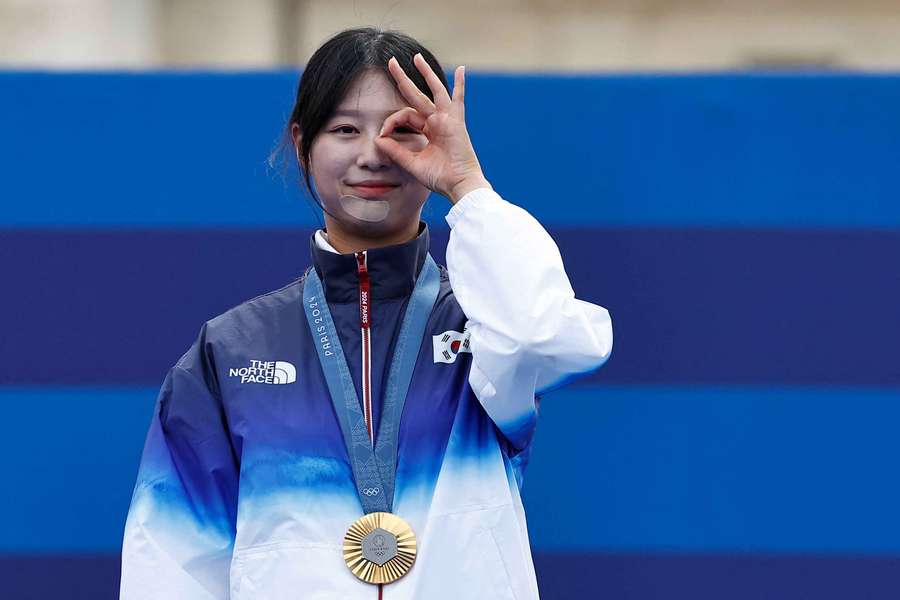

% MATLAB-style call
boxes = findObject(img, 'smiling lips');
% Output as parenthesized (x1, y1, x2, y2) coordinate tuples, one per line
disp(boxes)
(348, 181, 400, 197)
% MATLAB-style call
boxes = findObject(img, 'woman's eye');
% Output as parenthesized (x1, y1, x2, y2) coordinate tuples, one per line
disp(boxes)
(330, 125, 419, 135)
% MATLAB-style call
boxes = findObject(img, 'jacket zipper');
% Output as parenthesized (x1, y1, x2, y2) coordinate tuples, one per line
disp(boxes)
(356, 251, 383, 600)
(356, 251, 374, 446)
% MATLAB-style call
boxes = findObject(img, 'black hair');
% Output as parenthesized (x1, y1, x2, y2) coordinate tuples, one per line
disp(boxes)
(270, 27, 450, 214)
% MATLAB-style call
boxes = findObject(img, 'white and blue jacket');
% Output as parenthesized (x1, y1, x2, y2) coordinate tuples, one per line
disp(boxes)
(119, 187, 614, 599)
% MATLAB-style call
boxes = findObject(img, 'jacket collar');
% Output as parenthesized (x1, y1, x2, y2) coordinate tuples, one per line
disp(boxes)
(308, 221, 430, 303)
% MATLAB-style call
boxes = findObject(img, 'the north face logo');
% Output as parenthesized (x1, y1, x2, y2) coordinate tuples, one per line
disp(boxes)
(433, 326, 472, 364)
(229, 360, 296, 384)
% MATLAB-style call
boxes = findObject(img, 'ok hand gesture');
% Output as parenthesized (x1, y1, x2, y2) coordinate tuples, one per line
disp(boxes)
(375, 54, 492, 204)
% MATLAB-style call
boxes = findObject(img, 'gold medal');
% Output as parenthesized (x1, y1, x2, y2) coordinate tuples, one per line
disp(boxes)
(343, 512, 417, 584)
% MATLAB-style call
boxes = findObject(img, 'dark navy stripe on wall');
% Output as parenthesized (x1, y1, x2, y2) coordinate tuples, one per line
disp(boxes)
(2, 227, 898, 386)
(3, 553, 900, 600)
(533, 552, 900, 600)
(2, 72, 899, 229)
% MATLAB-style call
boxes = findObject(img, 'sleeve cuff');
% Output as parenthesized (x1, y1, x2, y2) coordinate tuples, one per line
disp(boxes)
(445, 187, 502, 228)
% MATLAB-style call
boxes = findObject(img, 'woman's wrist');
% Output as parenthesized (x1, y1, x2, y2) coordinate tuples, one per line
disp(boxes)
(448, 174, 493, 205)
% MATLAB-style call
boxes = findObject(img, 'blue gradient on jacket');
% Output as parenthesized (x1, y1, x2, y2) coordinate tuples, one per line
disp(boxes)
(536, 353, 612, 397)
(507, 442, 534, 491)
(129, 403, 235, 541)
(239, 450, 354, 499)
(389, 283, 471, 496)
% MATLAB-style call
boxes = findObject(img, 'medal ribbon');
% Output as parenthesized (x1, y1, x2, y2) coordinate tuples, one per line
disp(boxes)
(303, 253, 440, 514)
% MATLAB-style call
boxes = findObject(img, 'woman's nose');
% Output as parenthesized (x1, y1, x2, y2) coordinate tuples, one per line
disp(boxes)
(356, 132, 392, 169)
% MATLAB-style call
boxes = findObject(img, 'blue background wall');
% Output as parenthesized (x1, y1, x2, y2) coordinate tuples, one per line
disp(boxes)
(1, 71, 899, 599)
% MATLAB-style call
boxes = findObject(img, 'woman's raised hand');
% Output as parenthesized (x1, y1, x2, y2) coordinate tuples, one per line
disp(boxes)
(375, 53, 492, 204)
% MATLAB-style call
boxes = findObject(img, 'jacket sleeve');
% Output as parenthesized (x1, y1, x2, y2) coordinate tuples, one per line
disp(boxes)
(120, 323, 239, 600)
(445, 187, 613, 451)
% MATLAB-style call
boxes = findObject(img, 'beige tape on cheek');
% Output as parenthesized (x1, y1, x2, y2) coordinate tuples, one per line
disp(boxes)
(339, 194, 391, 223)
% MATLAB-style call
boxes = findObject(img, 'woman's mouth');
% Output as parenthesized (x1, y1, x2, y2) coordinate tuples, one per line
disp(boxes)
(347, 182, 400, 197)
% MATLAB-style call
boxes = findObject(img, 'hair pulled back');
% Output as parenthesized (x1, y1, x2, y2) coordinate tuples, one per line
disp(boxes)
(274, 27, 450, 211)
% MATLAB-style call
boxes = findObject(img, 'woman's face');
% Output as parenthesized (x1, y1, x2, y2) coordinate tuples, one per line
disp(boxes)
(302, 69, 430, 240)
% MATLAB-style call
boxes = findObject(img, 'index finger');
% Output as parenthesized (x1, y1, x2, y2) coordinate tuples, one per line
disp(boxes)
(412, 53, 452, 112)
(387, 56, 436, 117)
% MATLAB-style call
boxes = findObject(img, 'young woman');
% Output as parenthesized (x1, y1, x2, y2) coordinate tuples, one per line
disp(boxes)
(120, 27, 613, 600)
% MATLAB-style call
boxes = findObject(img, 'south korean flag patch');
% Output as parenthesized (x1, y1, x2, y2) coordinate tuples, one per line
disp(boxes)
(433, 322, 473, 364)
